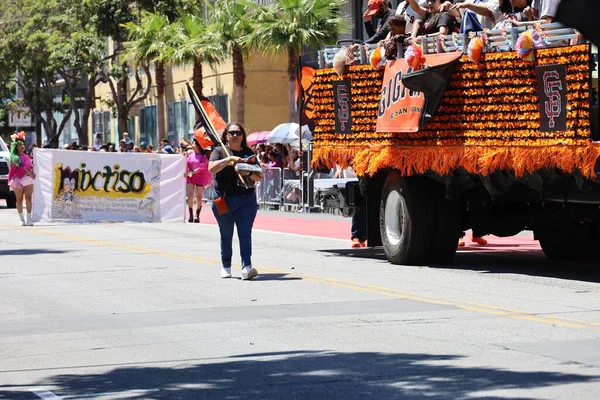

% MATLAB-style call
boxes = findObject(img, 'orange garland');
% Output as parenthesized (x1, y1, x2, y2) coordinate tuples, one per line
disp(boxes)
(312, 44, 597, 177)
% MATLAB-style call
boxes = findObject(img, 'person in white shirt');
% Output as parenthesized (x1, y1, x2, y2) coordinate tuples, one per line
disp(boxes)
(396, 0, 428, 38)
(538, 0, 560, 22)
(450, 0, 503, 30)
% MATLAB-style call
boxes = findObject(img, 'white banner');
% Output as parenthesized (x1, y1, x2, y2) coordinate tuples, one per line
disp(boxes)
(33, 149, 187, 223)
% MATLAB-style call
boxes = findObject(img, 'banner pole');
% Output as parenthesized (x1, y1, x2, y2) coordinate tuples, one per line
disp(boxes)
(186, 83, 247, 188)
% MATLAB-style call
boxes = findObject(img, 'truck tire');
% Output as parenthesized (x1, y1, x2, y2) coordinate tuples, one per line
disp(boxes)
(5, 191, 16, 209)
(428, 189, 461, 264)
(536, 227, 590, 261)
(379, 174, 434, 265)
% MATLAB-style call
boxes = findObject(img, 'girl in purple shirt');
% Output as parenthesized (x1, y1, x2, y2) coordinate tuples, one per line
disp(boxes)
(185, 138, 212, 223)
(7, 132, 35, 226)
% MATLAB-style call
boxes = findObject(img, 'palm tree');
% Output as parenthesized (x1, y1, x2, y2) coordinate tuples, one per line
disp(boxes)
(168, 13, 225, 99)
(244, 0, 347, 122)
(123, 12, 171, 140)
(211, 0, 256, 125)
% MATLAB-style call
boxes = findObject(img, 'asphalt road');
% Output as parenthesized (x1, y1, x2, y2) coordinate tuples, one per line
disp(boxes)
(0, 205, 599, 400)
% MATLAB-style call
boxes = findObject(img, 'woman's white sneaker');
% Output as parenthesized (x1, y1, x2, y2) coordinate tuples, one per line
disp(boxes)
(241, 266, 258, 280)
(221, 267, 232, 279)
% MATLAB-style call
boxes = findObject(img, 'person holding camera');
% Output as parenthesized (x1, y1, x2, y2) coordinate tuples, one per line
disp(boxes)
(208, 123, 263, 280)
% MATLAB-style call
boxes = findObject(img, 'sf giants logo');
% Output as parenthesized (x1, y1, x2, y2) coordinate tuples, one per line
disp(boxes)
(336, 85, 350, 130)
(543, 70, 562, 129)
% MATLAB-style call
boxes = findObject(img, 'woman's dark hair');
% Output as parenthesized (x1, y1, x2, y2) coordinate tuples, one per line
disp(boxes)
(221, 122, 248, 149)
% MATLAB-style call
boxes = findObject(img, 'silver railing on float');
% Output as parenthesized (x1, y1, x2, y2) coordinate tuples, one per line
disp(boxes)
(318, 23, 584, 69)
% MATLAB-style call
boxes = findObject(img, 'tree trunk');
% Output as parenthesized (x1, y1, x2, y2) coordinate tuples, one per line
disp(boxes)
(232, 43, 245, 125)
(33, 71, 42, 146)
(65, 80, 88, 147)
(35, 113, 42, 147)
(117, 57, 129, 139)
(156, 61, 167, 141)
(193, 58, 204, 98)
(81, 80, 96, 146)
(287, 48, 299, 123)
(118, 106, 128, 141)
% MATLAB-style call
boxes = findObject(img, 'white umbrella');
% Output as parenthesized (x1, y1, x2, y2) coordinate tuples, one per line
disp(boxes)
(267, 123, 312, 144)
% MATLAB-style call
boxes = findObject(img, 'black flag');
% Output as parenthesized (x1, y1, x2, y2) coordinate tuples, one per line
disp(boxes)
(186, 83, 221, 147)
(402, 58, 460, 127)
(555, 0, 600, 47)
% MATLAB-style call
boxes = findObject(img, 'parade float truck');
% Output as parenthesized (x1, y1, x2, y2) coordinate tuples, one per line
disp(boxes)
(310, 24, 599, 264)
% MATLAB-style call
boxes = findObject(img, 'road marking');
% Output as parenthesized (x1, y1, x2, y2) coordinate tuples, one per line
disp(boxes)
(32, 388, 160, 399)
(8, 225, 599, 331)
(32, 389, 62, 399)
(61, 389, 160, 399)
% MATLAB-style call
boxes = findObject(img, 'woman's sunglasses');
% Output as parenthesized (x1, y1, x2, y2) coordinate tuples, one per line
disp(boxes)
(228, 130, 243, 137)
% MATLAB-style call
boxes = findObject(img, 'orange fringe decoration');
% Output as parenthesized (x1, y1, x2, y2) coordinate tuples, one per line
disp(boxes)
(311, 44, 595, 178)
(313, 144, 600, 178)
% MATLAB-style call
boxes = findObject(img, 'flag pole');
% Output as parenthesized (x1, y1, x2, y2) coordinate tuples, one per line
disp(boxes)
(186, 83, 247, 187)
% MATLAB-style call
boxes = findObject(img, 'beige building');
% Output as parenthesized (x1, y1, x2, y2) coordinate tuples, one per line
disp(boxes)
(89, 52, 290, 148)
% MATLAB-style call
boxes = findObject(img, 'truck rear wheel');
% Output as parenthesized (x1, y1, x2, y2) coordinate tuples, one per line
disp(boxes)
(379, 174, 434, 265)
(5, 191, 16, 209)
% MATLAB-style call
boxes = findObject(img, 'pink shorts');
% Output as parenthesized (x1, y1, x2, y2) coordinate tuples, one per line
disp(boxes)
(9, 176, 34, 189)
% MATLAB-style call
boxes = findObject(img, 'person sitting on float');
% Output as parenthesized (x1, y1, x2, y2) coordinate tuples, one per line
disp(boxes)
(382, 16, 410, 60)
(508, 0, 559, 26)
(364, 0, 396, 44)
(448, 0, 503, 32)
(407, 0, 460, 41)
(396, 0, 429, 39)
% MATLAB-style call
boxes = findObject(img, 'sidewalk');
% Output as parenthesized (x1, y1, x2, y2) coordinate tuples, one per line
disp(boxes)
(197, 207, 540, 251)
(199, 207, 351, 239)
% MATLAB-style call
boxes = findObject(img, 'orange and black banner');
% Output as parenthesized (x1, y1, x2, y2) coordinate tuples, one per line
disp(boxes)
(333, 80, 352, 134)
(299, 66, 316, 129)
(377, 52, 461, 133)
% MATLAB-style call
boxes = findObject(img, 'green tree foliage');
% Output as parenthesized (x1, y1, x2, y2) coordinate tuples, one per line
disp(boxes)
(0, 0, 104, 147)
(244, 0, 347, 122)
(122, 12, 171, 140)
(211, 0, 255, 125)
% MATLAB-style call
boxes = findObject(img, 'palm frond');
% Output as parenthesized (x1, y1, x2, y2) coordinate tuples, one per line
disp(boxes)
(242, 0, 348, 56)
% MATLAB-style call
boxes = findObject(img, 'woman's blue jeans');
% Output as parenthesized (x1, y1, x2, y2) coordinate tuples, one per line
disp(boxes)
(211, 191, 258, 269)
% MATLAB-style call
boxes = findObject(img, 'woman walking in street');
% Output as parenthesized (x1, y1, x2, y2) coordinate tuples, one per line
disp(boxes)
(186, 138, 212, 223)
(209, 123, 263, 280)
(8, 131, 35, 226)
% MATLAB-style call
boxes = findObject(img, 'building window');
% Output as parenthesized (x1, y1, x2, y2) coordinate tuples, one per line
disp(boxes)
(167, 101, 188, 146)
(128, 117, 136, 141)
(92, 111, 111, 144)
(187, 102, 197, 140)
(140, 105, 157, 148)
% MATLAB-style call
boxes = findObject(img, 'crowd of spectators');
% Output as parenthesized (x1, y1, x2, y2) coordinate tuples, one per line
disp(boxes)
(57, 133, 200, 156)
(251, 143, 306, 177)
(364, 0, 562, 58)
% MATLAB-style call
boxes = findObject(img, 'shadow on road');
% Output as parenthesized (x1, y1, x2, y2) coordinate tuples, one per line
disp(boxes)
(319, 247, 388, 261)
(255, 273, 303, 282)
(0, 249, 72, 256)
(1, 350, 597, 399)
(319, 247, 600, 283)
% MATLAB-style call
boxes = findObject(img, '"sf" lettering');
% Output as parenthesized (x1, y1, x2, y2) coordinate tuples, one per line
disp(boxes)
(543, 70, 562, 129)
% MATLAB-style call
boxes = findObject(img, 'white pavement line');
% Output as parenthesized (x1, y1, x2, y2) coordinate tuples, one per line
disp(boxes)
(31, 389, 63, 399)
(61, 389, 160, 399)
